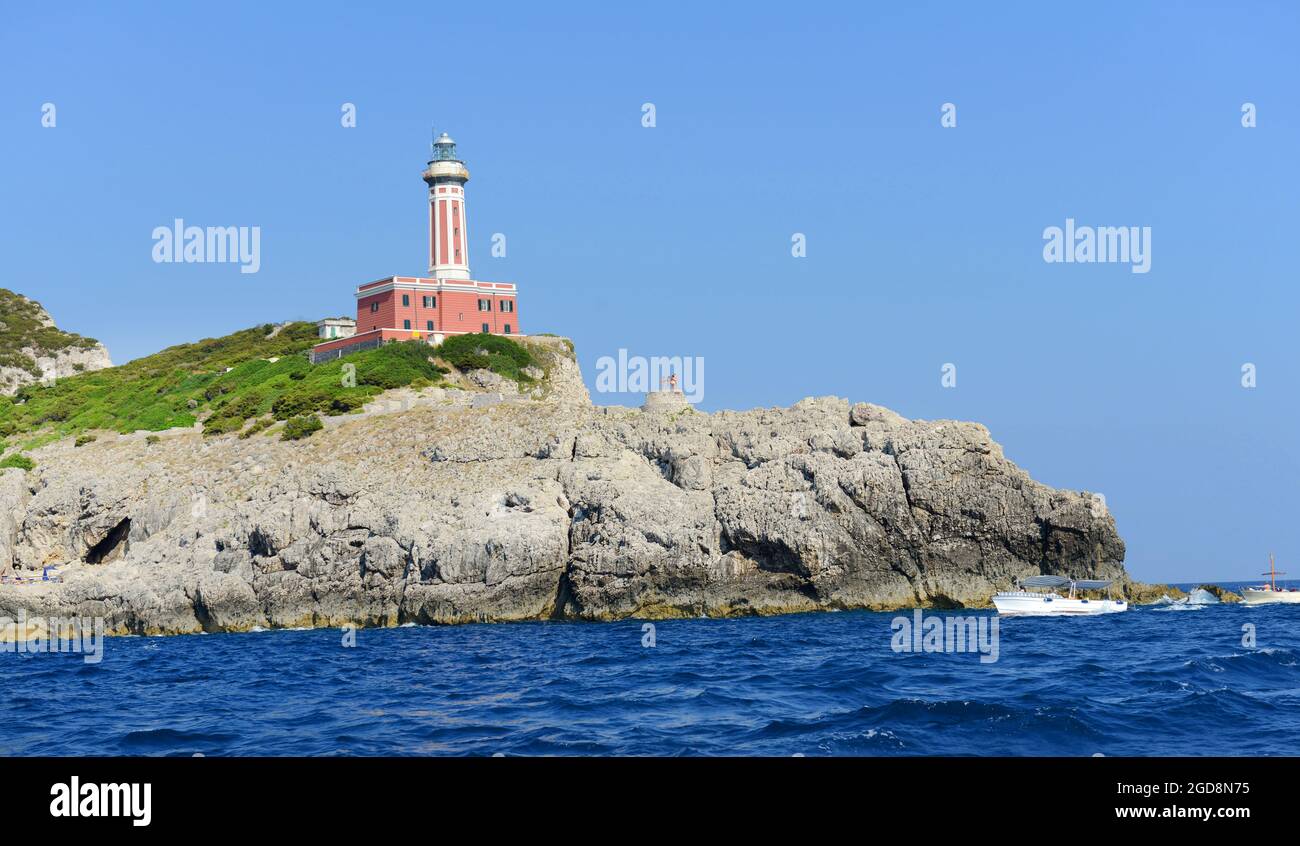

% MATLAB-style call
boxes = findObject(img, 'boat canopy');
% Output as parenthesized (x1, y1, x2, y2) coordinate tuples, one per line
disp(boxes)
(1017, 576, 1113, 590)
(1020, 575, 1071, 588)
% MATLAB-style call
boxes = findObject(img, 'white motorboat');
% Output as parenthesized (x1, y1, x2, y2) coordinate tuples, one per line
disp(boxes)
(993, 575, 1128, 616)
(1240, 555, 1300, 606)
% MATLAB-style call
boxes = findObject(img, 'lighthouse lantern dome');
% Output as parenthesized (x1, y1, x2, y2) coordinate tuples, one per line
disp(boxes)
(431, 132, 460, 162)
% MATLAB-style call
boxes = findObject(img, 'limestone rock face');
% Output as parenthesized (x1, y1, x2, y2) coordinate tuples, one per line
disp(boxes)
(0, 291, 112, 396)
(0, 351, 1126, 634)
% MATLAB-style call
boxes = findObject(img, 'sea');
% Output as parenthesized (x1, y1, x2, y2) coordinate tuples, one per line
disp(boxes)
(2, 581, 1297, 756)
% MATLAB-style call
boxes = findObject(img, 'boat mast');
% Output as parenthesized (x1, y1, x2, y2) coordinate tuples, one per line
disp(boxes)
(1255, 554, 1290, 592)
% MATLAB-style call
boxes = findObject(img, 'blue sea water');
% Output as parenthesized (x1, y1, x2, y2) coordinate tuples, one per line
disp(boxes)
(2, 584, 1298, 756)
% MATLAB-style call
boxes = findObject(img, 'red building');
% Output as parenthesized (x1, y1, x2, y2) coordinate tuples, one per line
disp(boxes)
(312, 133, 521, 362)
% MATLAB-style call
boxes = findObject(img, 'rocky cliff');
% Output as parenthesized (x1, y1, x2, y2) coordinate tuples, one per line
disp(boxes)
(0, 338, 1127, 634)
(0, 289, 112, 396)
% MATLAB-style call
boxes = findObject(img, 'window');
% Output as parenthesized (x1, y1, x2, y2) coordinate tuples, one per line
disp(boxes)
(402, 294, 410, 307)
(504, 324, 512, 335)
(482, 323, 490, 333)
(422, 296, 435, 308)
(501, 300, 514, 313)
(403, 319, 411, 330)
(478, 299, 492, 312)
(426, 320, 434, 331)
(370, 302, 379, 313)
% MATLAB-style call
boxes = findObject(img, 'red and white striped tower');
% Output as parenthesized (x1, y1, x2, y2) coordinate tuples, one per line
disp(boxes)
(423, 132, 471, 280)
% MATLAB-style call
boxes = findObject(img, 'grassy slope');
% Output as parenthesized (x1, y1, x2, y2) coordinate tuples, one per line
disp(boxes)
(0, 287, 101, 375)
(0, 322, 542, 454)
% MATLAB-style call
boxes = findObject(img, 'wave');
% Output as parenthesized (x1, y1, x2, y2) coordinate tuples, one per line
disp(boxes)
(118, 727, 239, 753)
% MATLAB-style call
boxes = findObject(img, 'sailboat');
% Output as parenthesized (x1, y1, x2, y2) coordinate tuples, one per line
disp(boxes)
(1240, 555, 1300, 605)
(993, 575, 1128, 616)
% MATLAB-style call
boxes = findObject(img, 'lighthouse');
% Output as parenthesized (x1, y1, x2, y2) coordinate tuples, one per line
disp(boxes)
(309, 129, 522, 363)
(424, 132, 471, 280)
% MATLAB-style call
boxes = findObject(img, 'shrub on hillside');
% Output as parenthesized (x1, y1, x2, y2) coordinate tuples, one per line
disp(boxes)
(435, 333, 537, 383)
(272, 388, 331, 420)
(239, 417, 274, 439)
(202, 415, 246, 437)
(222, 391, 265, 421)
(328, 395, 367, 414)
(351, 340, 448, 390)
(281, 414, 323, 441)
(36, 398, 78, 424)
(0, 453, 35, 471)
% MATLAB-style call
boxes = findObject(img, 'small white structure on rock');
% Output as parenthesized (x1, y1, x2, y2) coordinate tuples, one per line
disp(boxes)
(317, 318, 356, 340)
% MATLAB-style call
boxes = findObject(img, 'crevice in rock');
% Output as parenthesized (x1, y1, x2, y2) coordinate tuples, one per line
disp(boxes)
(191, 590, 216, 633)
(890, 450, 913, 503)
(549, 567, 575, 620)
(85, 517, 131, 564)
(551, 504, 580, 619)
(248, 527, 277, 558)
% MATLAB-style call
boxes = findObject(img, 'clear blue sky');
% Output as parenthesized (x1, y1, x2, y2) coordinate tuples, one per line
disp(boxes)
(3, 1, 1297, 584)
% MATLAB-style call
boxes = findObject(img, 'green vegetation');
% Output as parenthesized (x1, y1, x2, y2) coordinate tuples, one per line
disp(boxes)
(0, 303, 552, 452)
(281, 414, 323, 441)
(0, 453, 35, 471)
(435, 333, 539, 384)
(239, 417, 275, 439)
(0, 321, 449, 448)
(533, 333, 576, 356)
(0, 288, 101, 376)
